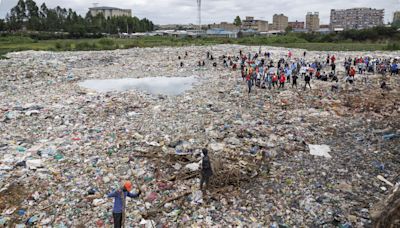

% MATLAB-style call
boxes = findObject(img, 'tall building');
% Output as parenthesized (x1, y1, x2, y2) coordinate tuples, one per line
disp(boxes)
(330, 8, 384, 30)
(272, 14, 288, 31)
(394, 11, 400, 23)
(242, 16, 269, 32)
(306, 12, 320, 32)
(288, 21, 304, 29)
(89, 6, 132, 19)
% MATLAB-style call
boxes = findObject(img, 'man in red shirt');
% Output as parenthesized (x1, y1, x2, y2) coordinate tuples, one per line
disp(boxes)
(272, 74, 278, 88)
(349, 67, 356, 77)
(331, 55, 336, 64)
(347, 67, 356, 84)
(279, 73, 286, 89)
(246, 72, 253, 94)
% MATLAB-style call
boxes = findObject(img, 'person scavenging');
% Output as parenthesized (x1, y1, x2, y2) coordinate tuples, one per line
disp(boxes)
(200, 148, 213, 190)
(108, 181, 141, 228)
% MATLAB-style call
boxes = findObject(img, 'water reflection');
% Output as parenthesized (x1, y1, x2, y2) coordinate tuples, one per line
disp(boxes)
(79, 76, 197, 96)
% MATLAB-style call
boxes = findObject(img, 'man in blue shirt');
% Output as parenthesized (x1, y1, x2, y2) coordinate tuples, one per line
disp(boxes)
(391, 62, 398, 76)
(108, 181, 141, 228)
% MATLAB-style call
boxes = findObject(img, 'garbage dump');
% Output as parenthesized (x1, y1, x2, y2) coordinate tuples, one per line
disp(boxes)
(0, 45, 399, 227)
(371, 183, 400, 228)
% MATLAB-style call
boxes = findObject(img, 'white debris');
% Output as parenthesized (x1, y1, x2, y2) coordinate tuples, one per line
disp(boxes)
(309, 144, 332, 159)
(185, 162, 200, 171)
(26, 159, 44, 169)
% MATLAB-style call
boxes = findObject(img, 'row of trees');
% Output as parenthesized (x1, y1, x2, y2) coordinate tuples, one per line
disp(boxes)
(294, 26, 400, 43)
(0, 0, 154, 37)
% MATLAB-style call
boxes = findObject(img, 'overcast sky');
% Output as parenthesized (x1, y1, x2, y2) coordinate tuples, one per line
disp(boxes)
(1, 0, 399, 25)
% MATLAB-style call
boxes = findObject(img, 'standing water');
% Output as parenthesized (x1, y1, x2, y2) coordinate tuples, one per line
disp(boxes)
(79, 76, 198, 96)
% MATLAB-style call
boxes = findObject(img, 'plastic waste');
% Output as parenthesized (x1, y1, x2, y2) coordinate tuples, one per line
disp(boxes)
(309, 144, 332, 158)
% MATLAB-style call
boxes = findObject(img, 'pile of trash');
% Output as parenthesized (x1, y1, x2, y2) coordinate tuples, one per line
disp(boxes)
(0, 45, 399, 227)
(371, 183, 400, 228)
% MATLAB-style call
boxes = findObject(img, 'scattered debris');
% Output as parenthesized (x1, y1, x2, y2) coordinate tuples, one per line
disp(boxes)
(0, 45, 399, 227)
(309, 144, 332, 159)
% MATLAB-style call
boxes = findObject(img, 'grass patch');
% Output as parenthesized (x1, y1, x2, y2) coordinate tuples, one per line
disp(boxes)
(0, 35, 398, 57)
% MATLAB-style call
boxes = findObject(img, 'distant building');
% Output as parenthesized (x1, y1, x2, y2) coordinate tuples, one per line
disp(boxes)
(272, 14, 288, 31)
(316, 28, 331, 34)
(394, 11, 400, 23)
(206, 29, 238, 38)
(320, 24, 330, 29)
(242, 16, 269, 32)
(89, 6, 132, 18)
(157, 24, 197, 30)
(240, 29, 259, 37)
(288, 21, 304, 30)
(330, 8, 384, 30)
(209, 22, 239, 31)
(292, 28, 308, 33)
(260, 30, 285, 36)
(306, 12, 320, 32)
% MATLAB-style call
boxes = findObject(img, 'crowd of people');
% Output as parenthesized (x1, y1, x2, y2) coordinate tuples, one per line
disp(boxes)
(236, 50, 339, 94)
(208, 49, 399, 94)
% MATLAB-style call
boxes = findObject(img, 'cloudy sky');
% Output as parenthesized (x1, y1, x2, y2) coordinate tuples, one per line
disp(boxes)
(0, 0, 399, 25)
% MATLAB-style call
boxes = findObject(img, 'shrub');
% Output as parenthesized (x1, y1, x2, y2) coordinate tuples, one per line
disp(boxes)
(55, 42, 62, 49)
(76, 42, 93, 50)
(98, 38, 115, 46)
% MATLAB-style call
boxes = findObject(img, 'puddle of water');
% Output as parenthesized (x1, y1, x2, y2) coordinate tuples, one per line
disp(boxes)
(79, 76, 198, 96)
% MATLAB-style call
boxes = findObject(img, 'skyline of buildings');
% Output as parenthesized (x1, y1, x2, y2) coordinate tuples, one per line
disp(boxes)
(160, 7, 392, 34)
(0, 0, 399, 25)
(208, 7, 391, 33)
(203, 7, 388, 34)
(0, 1, 397, 34)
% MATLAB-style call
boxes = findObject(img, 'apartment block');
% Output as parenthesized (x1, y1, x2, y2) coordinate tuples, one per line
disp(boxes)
(242, 16, 269, 32)
(272, 14, 288, 31)
(330, 8, 384, 30)
(394, 11, 400, 23)
(89, 6, 132, 18)
(288, 21, 304, 29)
(306, 12, 320, 32)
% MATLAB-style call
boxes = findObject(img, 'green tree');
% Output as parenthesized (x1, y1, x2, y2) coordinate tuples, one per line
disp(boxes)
(0, 19, 5, 31)
(15, 0, 27, 22)
(7, 0, 27, 30)
(234, 16, 242, 27)
(6, 12, 19, 30)
(3, 0, 155, 36)
(392, 20, 400, 29)
(26, 0, 40, 30)
(39, 3, 48, 30)
(285, 26, 293, 34)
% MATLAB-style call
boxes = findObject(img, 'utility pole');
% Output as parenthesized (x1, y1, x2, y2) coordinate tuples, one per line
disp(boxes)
(197, 0, 201, 32)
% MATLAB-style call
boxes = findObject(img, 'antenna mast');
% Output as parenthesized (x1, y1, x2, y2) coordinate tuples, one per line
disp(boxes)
(197, 0, 201, 31)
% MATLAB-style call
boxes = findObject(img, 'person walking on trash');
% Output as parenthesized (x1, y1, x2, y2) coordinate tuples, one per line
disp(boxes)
(108, 181, 141, 228)
(200, 148, 213, 190)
